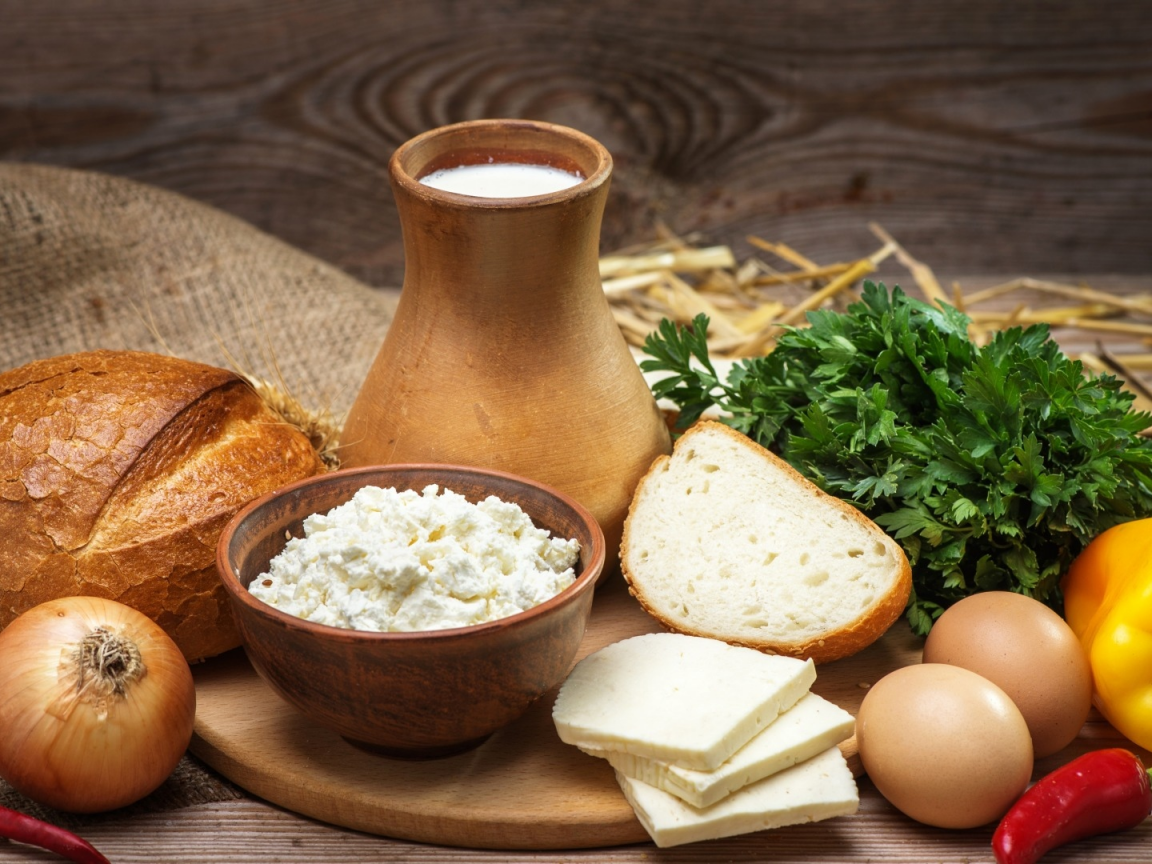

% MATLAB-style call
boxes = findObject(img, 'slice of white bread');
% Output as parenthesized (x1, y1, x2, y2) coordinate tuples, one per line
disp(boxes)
(621, 421, 912, 663)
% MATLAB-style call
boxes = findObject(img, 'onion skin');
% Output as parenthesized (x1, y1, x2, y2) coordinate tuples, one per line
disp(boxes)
(0, 597, 196, 813)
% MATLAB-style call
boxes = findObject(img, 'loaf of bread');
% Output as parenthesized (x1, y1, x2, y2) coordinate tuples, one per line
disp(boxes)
(0, 350, 324, 662)
(621, 421, 911, 663)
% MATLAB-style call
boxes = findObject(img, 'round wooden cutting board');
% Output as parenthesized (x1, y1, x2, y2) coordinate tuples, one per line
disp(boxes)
(190, 577, 925, 850)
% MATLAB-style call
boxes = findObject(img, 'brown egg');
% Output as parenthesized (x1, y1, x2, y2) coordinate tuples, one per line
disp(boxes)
(857, 664, 1033, 829)
(923, 591, 1093, 758)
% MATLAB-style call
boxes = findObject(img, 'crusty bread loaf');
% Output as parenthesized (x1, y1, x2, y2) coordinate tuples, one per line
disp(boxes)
(0, 350, 324, 662)
(621, 421, 911, 663)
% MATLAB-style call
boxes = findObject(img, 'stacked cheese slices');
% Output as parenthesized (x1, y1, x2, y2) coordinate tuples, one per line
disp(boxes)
(552, 632, 858, 848)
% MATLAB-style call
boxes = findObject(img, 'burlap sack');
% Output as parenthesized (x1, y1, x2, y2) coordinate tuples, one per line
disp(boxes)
(0, 162, 397, 822)
(0, 162, 396, 416)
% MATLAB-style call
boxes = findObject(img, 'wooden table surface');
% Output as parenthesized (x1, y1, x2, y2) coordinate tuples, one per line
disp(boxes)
(9, 784, 1149, 864)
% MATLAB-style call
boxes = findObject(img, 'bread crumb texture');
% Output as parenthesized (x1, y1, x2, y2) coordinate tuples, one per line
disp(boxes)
(0, 350, 323, 661)
(621, 422, 911, 663)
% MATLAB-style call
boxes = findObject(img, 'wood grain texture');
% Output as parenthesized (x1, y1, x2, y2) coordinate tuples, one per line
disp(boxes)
(1, 1, 1150, 287)
(2, 795, 1148, 864)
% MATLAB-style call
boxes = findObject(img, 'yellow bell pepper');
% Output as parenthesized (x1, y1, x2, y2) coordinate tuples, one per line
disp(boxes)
(1062, 517, 1152, 751)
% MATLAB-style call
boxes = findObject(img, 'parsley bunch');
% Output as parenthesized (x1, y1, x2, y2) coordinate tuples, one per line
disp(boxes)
(642, 281, 1152, 634)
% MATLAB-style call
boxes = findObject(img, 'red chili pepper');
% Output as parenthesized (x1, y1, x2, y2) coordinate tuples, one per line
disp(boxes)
(0, 805, 111, 864)
(992, 747, 1152, 864)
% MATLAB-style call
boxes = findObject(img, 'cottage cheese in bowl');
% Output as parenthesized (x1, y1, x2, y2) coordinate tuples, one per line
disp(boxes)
(248, 484, 581, 631)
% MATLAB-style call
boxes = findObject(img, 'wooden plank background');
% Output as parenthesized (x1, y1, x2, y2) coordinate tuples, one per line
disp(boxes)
(1, 1, 1150, 289)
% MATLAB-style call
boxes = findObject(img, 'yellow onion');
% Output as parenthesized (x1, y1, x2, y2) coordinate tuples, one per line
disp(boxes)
(0, 596, 196, 813)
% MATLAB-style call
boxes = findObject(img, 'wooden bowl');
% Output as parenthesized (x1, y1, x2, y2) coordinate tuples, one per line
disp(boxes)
(216, 464, 604, 758)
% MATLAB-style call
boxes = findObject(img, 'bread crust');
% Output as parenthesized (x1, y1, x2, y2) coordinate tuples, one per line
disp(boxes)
(0, 350, 323, 661)
(620, 421, 912, 664)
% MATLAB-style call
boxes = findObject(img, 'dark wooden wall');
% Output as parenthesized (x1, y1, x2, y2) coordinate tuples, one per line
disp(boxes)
(2, 1, 1151, 288)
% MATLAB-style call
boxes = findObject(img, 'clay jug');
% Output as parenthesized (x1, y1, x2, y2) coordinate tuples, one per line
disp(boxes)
(340, 119, 671, 570)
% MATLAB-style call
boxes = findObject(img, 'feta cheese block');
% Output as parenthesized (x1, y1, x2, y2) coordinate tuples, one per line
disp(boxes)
(585, 691, 855, 808)
(552, 633, 816, 771)
(617, 746, 859, 848)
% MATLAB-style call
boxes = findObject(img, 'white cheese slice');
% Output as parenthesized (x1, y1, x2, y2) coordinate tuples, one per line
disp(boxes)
(585, 691, 855, 808)
(552, 632, 816, 771)
(617, 746, 859, 848)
